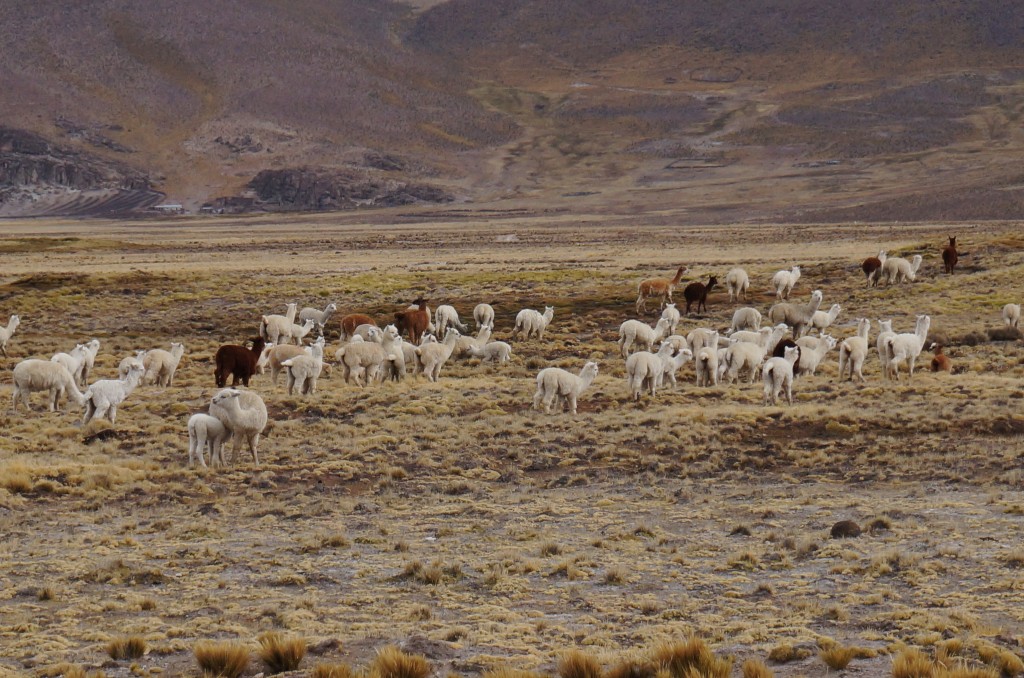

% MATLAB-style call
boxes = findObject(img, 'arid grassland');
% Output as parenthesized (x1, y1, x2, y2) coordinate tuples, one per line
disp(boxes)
(0, 212, 1022, 678)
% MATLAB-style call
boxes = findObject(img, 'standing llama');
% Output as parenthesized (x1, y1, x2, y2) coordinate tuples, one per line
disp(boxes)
(636, 266, 688, 314)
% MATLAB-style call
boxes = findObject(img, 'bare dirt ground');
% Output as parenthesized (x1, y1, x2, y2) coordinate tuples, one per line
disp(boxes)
(0, 210, 1022, 677)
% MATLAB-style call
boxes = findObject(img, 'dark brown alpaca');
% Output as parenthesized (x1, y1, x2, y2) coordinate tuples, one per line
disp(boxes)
(214, 337, 266, 387)
(340, 313, 376, 340)
(942, 236, 959, 274)
(683, 275, 718, 315)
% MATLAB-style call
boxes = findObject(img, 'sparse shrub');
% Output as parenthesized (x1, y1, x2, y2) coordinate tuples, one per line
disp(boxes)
(540, 541, 562, 556)
(820, 645, 855, 670)
(0, 470, 33, 495)
(1002, 550, 1024, 569)
(258, 631, 306, 674)
(312, 663, 354, 678)
(194, 640, 249, 678)
(370, 646, 431, 678)
(107, 636, 146, 660)
(741, 658, 774, 678)
(604, 565, 628, 585)
(37, 586, 56, 601)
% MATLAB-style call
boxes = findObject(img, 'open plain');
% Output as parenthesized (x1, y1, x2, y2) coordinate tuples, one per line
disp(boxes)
(0, 210, 1023, 677)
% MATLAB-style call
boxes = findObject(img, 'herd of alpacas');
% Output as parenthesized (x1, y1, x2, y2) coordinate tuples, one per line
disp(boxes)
(4, 235, 1021, 468)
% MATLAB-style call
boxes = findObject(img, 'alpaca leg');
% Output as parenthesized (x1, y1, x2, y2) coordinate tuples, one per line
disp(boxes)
(785, 377, 793, 405)
(286, 370, 295, 395)
(108, 404, 117, 424)
(248, 433, 260, 465)
(542, 390, 557, 414)
(567, 393, 578, 415)
(636, 294, 645, 314)
(532, 387, 544, 411)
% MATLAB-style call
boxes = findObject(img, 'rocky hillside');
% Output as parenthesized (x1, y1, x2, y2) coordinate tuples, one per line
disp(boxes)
(1, 0, 1022, 220)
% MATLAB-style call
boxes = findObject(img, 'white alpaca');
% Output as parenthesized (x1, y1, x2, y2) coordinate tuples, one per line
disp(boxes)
(885, 315, 931, 381)
(794, 334, 837, 376)
(513, 306, 554, 340)
(415, 327, 461, 382)
(298, 302, 337, 334)
(12, 359, 85, 412)
(660, 346, 694, 388)
(772, 266, 801, 300)
(400, 333, 437, 373)
(434, 305, 469, 336)
(618, 317, 672, 357)
(768, 290, 824, 338)
(283, 318, 317, 345)
(281, 337, 326, 396)
(473, 303, 495, 330)
(468, 340, 513, 364)
(880, 255, 923, 285)
(695, 333, 720, 387)
(725, 267, 750, 302)
(810, 304, 841, 335)
(720, 341, 766, 384)
(763, 346, 801, 405)
(259, 303, 298, 344)
(51, 344, 89, 386)
(255, 342, 275, 375)
(532, 361, 599, 415)
(838, 318, 871, 382)
(209, 388, 268, 465)
(0, 314, 20, 357)
(1003, 303, 1021, 329)
(335, 327, 395, 386)
(118, 350, 148, 378)
(454, 326, 492, 358)
(78, 339, 101, 387)
(730, 307, 762, 333)
(143, 342, 185, 386)
(660, 303, 681, 334)
(686, 326, 721, 355)
(82, 364, 145, 424)
(187, 413, 230, 468)
(625, 345, 672, 401)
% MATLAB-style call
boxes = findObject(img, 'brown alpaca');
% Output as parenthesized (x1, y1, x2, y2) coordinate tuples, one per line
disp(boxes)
(930, 343, 951, 372)
(214, 337, 266, 388)
(395, 299, 430, 344)
(683, 275, 718, 315)
(862, 250, 886, 286)
(942, 236, 959, 274)
(636, 266, 688, 314)
(340, 313, 376, 340)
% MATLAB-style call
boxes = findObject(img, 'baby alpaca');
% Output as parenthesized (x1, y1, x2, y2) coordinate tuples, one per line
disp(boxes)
(763, 346, 800, 406)
(82, 364, 145, 424)
(187, 413, 230, 468)
(282, 337, 326, 395)
(513, 306, 555, 340)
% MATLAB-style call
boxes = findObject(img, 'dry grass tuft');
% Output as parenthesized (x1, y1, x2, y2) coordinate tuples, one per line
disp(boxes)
(194, 640, 250, 678)
(370, 646, 431, 678)
(258, 631, 306, 674)
(820, 645, 856, 670)
(605, 659, 656, 678)
(768, 644, 812, 663)
(652, 638, 732, 678)
(558, 649, 604, 678)
(976, 643, 1024, 677)
(892, 648, 934, 678)
(312, 664, 355, 678)
(106, 635, 147, 660)
(483, 670, 548, 678)
(741, 658, 774, 678)
(37, 586, 56, 601)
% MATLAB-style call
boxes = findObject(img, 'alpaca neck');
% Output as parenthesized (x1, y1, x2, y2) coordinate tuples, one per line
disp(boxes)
(579, 371, 596, 390)
(670, 267, 685, 285)
(5, 316, 16, 333)
(285, 305, 297, 323)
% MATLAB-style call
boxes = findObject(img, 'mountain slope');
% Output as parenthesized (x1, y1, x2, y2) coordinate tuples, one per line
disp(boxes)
(1, 0, 1022, 220)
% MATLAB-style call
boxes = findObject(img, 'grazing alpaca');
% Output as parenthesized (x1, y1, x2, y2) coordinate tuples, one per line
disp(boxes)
(636, 266, 688, 314)
(941, 236, 958, 274)
(930, 343, 952, 372)
(0, 314, 20, 357)
(683, 275, 718, 315)
(394, 299, 431, 344)
(1003, 303, 1021, 329)
(862, 251, 887, 286)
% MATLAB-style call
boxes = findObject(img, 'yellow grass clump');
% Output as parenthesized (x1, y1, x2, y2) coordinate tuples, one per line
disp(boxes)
(741, 658, 774, 678)
(106, 635, 147, 660)
(558, 649, 604, 678)
(258, 631, 306, 674)
(820, 645, 856, 671)
(370, 646, 431, 678)
(312, 664, 355, 678)
(194, 640, 250, 678)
